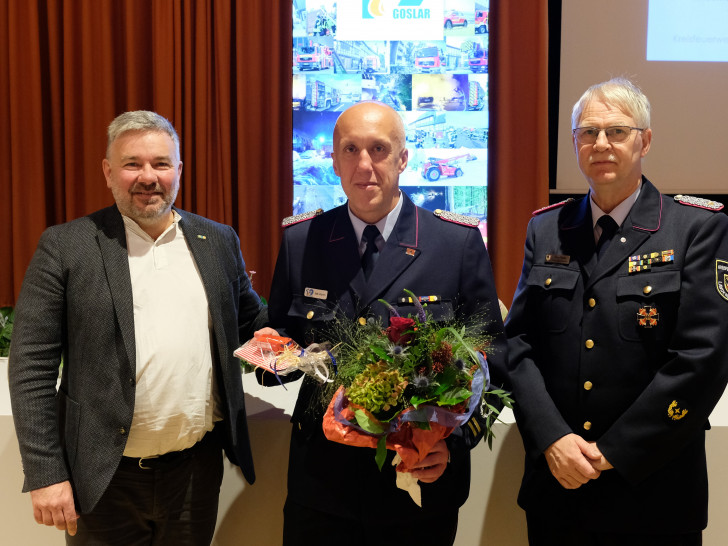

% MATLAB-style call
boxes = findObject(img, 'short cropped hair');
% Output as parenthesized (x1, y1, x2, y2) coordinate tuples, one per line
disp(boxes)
(106, 110, 180, 158)
(572, 77, 651, 130)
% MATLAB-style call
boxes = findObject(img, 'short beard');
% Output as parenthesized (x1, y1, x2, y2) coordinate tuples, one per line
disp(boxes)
(112, 182, 178, 225)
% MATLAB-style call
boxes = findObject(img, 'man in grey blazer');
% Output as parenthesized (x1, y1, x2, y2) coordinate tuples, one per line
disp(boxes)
(8, 111, 267, 544)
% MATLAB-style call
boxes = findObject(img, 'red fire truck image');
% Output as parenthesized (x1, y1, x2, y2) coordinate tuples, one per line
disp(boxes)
(421, 154, 476, 181)
(305, 79, 341, 110)
(297, 43, 333, 71)
(414, 45, 444, 73)
(475, 10, 488, 34)
(467, 81, 486, 111)
(444, 10, 468, 29)
(468, 44, 488, 73)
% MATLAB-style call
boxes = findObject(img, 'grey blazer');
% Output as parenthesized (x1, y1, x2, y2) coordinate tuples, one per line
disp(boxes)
(9, 205, 266, 513)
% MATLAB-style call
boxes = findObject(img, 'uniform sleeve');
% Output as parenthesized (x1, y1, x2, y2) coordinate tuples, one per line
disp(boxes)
(8, 228, 71, 492)
(598, 211, 728, 484)
(505, 218, 573, 459)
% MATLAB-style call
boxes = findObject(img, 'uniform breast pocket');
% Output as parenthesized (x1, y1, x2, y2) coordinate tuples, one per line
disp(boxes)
(288, 295, 338, 345)
(616, 270, 680, 342)
(526, 265, 580, 333)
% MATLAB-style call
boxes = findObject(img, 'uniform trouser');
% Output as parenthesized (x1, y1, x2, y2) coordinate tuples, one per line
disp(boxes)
(67, 429, 224, 546)
(282, 497, 459, 546)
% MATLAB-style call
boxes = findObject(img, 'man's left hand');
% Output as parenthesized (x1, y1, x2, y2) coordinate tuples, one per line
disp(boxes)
(408, 439, 449, 483)
(587, 442, 614, 471)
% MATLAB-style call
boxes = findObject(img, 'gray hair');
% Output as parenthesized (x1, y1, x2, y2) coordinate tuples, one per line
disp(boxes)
(572, 77, 651, 130)
(106, 110, 180, 158)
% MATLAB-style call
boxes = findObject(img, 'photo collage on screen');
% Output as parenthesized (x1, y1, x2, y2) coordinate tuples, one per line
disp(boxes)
(292, 0, 490, 241)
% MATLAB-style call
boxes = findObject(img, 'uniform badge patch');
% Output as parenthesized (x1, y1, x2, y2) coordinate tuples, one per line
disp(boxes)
(717, 260, 728, 302)
(637, 305, 659, 327)
(667, 400, 688, 421)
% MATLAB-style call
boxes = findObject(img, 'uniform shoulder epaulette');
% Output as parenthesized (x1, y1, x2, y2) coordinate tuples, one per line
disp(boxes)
(433, 209, 479, 227)
(281, 208, 323, 227)
(673, 195, 724, 211)
(532, 198, 574, 216)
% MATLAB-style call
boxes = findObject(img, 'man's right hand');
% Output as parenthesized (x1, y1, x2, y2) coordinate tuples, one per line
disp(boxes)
(544, 433, 602, 490)
(30, 481, 78, 536)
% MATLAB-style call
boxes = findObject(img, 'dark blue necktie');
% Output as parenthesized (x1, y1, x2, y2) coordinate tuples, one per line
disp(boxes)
(361, 225, 380, 280)
(596, 215, 619, 260)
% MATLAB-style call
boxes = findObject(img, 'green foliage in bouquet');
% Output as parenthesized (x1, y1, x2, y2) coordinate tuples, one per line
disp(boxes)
(320, 289, 512, 445)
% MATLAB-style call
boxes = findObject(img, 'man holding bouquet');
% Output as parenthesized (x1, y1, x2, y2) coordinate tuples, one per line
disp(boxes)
(262, 101, 508, 544)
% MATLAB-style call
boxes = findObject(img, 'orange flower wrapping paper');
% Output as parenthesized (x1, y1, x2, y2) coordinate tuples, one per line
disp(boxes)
(322, 386, 456, 472)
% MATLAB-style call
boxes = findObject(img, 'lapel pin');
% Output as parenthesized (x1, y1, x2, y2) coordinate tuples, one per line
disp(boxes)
(197, 235, 207, 240)
(405, 248, 416, 256)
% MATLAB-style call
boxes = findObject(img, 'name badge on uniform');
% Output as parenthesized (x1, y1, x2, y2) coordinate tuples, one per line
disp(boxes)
(545, 254, 570, 264)
(304, 287, 328, 300)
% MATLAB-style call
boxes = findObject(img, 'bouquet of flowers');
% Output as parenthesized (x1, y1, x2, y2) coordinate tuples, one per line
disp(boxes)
(319, 290, 511, 502)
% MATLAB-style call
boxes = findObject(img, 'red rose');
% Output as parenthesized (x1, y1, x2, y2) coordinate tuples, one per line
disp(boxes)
(387, 317, 416, 344)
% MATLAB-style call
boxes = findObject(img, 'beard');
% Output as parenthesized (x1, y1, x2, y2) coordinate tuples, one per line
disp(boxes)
(111, 181, 178, 226)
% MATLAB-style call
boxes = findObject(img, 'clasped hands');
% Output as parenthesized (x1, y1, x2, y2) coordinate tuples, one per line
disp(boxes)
(544, 433, 613, 490)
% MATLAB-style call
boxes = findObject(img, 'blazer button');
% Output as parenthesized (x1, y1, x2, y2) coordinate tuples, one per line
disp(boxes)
(585, 339, 594, 349)
(583, 421, 592, 431)
(119, 427, 127, 435)
(306, 310, 314, 319)
(584, 381, 593, 391)
(544, 278, 552, 287)
(587, 298, 596, 308)
(643, 285, 652, 295)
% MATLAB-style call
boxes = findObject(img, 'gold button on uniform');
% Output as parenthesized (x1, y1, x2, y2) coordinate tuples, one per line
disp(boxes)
(583, 421, 592, 431)
(545, 278, 552, 287)
(306, 310, 314, 319)
(584, 381, 593, 391)
(587, 298, 596, 308)
(643, 285, 652, 295)
(585, 339, 594, 349)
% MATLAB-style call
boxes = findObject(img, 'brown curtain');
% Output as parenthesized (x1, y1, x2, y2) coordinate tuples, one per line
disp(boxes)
(1, 0, 548, 309)
(489, 0, 550, 308)
(0, 0, 292, 304)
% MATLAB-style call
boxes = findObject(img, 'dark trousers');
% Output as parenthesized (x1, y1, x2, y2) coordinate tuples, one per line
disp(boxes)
(68, 430, 224, 546)
(527, 513, 702, 546)
(282, 498, 459, 546)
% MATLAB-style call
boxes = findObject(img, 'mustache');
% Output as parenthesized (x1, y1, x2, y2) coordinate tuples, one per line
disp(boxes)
(130, 182, 164, 193)
(589, 153, 617, 162)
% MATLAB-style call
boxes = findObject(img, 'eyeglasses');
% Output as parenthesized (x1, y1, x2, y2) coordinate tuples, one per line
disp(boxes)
(572, 126, 644, 145)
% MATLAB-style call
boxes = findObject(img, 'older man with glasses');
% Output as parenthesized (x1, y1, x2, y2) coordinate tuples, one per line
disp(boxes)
(505, 77, 728, 545)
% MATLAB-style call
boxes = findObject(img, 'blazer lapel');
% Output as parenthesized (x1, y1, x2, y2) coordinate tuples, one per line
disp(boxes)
(95, 206, 136, 374)
(177, 211, 224, 324)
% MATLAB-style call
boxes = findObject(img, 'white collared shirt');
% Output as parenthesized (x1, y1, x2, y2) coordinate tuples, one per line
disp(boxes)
(121, 211, 221, 457)
(590, 182, 642, 243)
(348, 191, 404, 255)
